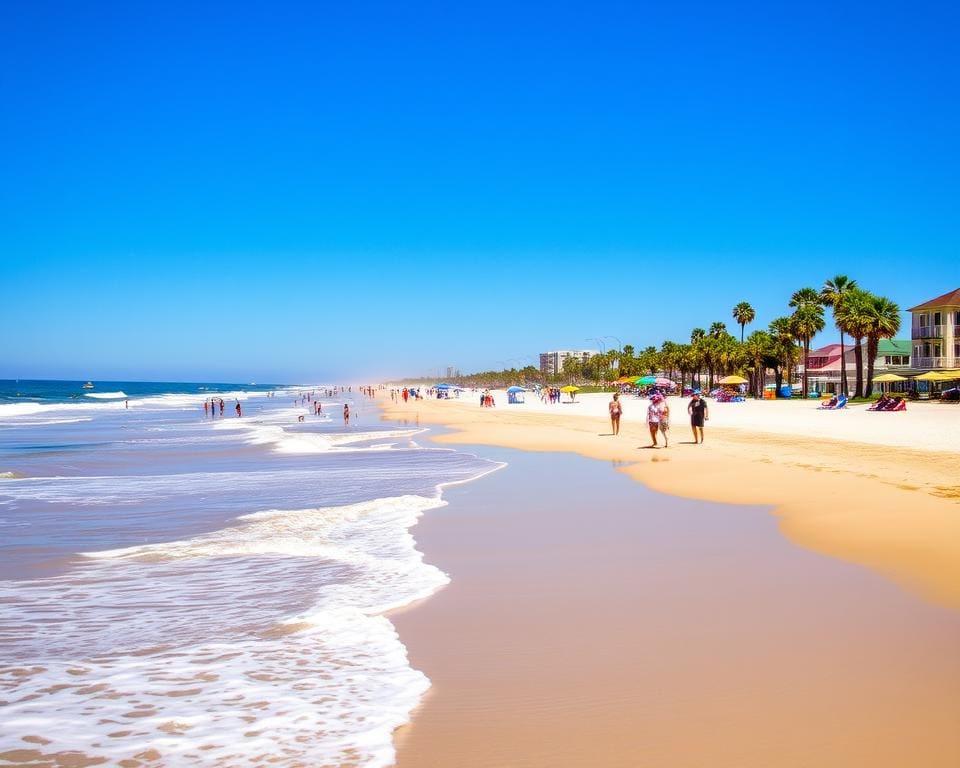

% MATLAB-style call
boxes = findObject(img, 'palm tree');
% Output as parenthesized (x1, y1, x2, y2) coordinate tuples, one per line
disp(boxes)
(790, 304, 825, 398)
(744, 330, 772, 397)
(768, 317, 796, 395)
(789, 286, 822, 310)
(732, 301, 756, 343)
(659, 342, 678, 383)
(821, 275, 858, 396)
(708, 321, 727, 338)
(835, 288, 872, 397)
(689, 329, 706, 385)
(863, 295, 902, 397)
(788, 287, 825, 397)
(670, 343, 693, 393)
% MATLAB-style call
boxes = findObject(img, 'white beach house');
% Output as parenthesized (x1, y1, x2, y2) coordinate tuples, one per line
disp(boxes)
(908, 288, 960, 370)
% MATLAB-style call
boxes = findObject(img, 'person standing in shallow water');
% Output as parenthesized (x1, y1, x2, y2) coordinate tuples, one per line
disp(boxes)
(608, 392, 622, 435)
(343, 403, 350, 426)
(688, 390, 708, 444)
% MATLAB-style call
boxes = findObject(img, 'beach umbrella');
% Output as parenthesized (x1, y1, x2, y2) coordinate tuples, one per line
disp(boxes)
(718, 375, 749, 385)
(912, 371, 955, 381)
(872, 373, 907, 383)
(506, 386, 527, 393)
(654, 377, 676, 388)
(634, 375, 656, 385)
(559, 385, 580, 393)
(615, 376, 635, 384)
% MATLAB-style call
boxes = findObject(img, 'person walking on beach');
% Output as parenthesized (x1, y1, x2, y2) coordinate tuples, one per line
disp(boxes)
(608, 393, 622, 435)
(204, 400, 209, 416)
(646, 394, 663, 447)
(658, 396, 670, 448)
(688, 390, 708, 444)
(343, 403, 350, 425)
(219, 398, 225, 416)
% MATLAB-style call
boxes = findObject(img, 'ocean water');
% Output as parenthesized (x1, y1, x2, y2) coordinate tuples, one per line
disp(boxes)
(0, 382, 500, 766)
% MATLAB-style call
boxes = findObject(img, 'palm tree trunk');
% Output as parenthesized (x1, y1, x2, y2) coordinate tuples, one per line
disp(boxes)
(839, 330, 847, 397)
(853, 338, 864, 397)
(740, 323, 745, 343)
(801, 338, 809, 397)
(865, 335, 878, 397)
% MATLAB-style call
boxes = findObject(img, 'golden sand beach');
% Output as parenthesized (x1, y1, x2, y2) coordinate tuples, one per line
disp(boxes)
(380, 389, 960, 767)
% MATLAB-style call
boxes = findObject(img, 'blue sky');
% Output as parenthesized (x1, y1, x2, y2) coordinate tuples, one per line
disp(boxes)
(2, 1, 957, 382)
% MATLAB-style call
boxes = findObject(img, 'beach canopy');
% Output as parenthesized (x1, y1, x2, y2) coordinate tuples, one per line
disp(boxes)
(559, 385, 580, 393)
(434, 383, 452, 389)
(913, 371, 956, 381)
(873, 373, 907, 383)
(718, 375, 749, 385)
(506, 386, 528, 393)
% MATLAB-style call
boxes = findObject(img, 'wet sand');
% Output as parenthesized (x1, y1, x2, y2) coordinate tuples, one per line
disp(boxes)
(380, 392, 960, 607)
(391, 445, 960, 767)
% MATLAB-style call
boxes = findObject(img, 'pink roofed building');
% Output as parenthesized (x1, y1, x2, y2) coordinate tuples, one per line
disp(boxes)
(804, 339, 911, 393)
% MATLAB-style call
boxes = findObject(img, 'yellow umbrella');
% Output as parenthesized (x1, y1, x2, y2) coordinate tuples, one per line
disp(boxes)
(718, 375, 749, 385)
(912, 371, 955, 381)
(873, 373, 907, 383)
(559, 385, 580, 393)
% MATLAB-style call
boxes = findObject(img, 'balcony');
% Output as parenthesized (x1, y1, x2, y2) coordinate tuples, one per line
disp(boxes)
(913, 356, 960, 369)
(912, 325, 943, 339)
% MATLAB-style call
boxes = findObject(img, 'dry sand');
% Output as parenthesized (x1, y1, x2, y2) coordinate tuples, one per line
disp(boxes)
(376, 388, 960, 767)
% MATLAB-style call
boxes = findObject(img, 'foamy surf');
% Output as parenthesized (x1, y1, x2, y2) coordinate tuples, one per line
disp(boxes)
(84, 390, 128, 399)
(1, 496, 449, 767)
(0, 384, 503, 767)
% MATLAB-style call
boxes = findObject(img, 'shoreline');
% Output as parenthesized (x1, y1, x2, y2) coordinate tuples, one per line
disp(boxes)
(387, 433, 960, 767)
(380, 390, 960, 608)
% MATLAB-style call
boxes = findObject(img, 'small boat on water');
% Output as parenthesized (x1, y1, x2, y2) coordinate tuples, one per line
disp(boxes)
(82, 382, 94, 389)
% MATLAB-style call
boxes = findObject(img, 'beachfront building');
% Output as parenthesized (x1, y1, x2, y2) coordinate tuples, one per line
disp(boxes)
(805, 339, 911, 393)
(908, 288, 960, 370)
(539, 349, 598, 377)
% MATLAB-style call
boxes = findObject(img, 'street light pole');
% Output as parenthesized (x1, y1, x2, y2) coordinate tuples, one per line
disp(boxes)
(604, 335, 623, 352)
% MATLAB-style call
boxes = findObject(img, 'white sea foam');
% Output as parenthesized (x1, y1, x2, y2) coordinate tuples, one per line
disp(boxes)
(1, 495, 449, 767)
(84, 390, 128, 399)
(213, 417, 427, 454)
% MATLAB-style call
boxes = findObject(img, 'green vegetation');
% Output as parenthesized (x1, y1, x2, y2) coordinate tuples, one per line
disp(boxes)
(439, 277, 901, 397)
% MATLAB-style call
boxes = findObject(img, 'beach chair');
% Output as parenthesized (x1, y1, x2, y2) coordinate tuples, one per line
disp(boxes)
(818, 396, 839, 410)
(834, 394, 847, 409)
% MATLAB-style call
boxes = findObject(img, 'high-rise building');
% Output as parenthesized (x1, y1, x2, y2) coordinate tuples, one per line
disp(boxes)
(539, 349, 599, 377)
